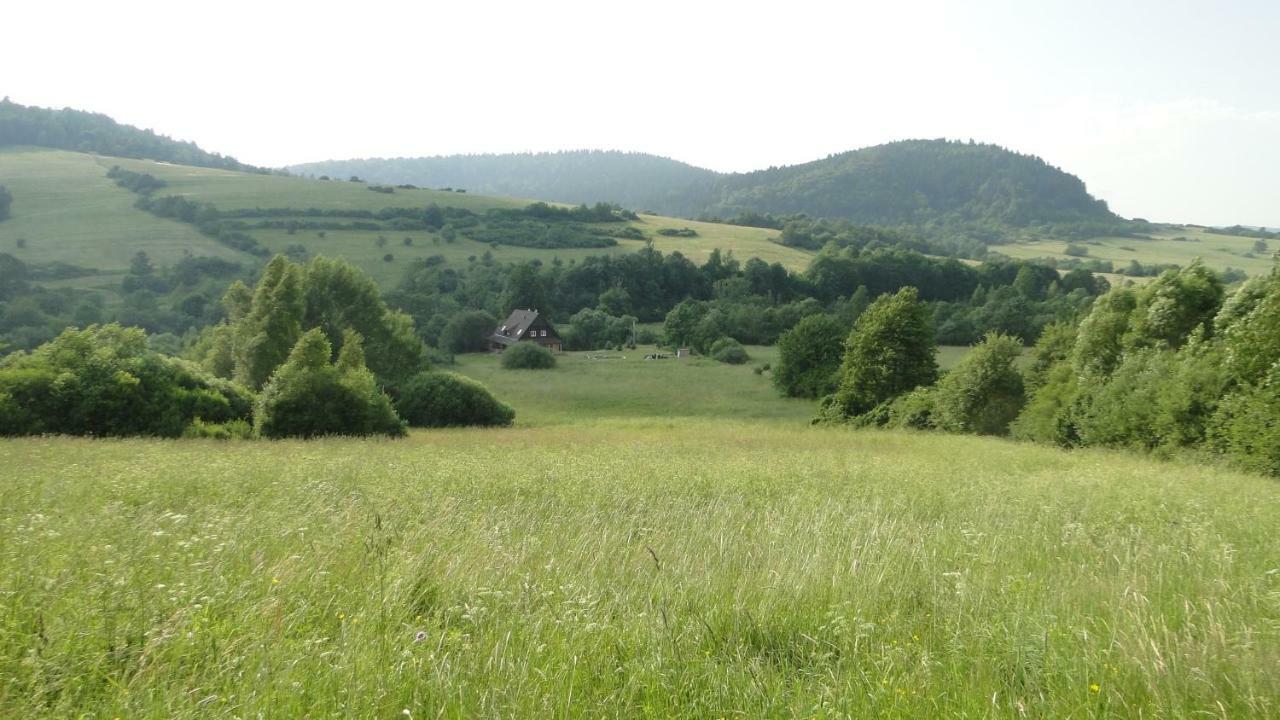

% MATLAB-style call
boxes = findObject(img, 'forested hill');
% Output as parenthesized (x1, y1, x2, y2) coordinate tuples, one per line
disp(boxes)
(0, 98, 261, 173)
(289, 150, 718, 213)
(290, 140, 1123, 235)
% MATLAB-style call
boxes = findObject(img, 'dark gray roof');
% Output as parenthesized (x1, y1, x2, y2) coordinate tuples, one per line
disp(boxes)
(490, 309, 556, 345)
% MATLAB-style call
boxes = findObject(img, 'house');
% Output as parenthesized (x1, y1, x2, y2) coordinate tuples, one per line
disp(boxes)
(489, 309, 563, 352)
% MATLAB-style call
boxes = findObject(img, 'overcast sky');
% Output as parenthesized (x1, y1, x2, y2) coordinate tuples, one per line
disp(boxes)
(4, 0, 1277, 227)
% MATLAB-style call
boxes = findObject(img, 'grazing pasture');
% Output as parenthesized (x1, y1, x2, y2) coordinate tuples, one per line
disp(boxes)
(2, 349, 1277, 718)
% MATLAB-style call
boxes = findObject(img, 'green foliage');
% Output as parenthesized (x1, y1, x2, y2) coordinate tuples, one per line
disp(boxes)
(0, 98, 262, 171)
(710, 337, 750, 365)
(440, 310, 498, 354)
(564, 308, 635, 350)
(501, 342, 556, 370)
(772, 314, 845, 398)
(1125, 260, 1224, 349)
(0, 324, 252, 437)
(181, 418, 254, 439)
(255, 329, 405, 438)
(931, 333, 1025, 435)
(1071, 287, 1137, 376)
(394, 371, 514, 428)
(193, 255, 427, 390)
(1208, 366, 1280, 476)
(828, 287, 938, 419)
(0, 184, 11, 221)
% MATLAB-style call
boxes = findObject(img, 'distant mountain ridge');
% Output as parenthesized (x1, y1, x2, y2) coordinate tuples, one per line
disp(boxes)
(0, 98, 262, 173)
(289, 140, 1124, 234)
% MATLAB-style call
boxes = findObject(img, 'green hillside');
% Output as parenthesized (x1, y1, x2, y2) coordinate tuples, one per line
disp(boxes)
(0, 148, 810, 291)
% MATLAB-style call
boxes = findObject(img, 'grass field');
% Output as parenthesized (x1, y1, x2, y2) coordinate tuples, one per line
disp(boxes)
(0, 147, 812, 291)
(2, 348, 1278, 718)
(0, 147, 250, 272)
(994, 227, 1277, 277)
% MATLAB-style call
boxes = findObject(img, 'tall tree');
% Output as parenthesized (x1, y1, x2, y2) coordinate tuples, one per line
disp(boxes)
(828, 287, 937, 418)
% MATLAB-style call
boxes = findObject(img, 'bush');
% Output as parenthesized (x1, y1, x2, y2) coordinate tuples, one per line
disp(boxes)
(394, 371, 514, 428)
(501, 342, 556, 369)
(182, 418, 254, 439)
(772, 314, 845, 398)
(827, 287, 937, 419)
(0, 324, 253, 437)
(931, 332, 1025, 435)
(710, 337, 750, 364)
(255, 329, 406, 438)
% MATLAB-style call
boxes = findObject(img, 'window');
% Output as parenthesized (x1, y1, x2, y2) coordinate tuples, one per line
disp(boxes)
(540, 330, 547, 337)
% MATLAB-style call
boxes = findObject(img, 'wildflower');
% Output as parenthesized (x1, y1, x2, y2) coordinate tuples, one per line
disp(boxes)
(272, 578, 280, 585)
(414, 631, 427, 643)
(337, 612, 345, 620)
(1089, 683, 1100, 694)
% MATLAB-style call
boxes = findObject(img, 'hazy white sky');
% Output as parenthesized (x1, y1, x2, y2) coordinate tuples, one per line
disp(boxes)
(4, 0, 1277, 226)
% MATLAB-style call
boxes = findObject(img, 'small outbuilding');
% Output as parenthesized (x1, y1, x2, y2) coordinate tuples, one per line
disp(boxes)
(490, 309, 563, 352)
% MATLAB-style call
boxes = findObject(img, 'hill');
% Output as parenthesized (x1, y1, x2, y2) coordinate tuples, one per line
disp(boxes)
(290, 140, 1125, 235)
(289, 150, 718, 216)
(0, 98, 260, 172)
(0, 146, 805, 290)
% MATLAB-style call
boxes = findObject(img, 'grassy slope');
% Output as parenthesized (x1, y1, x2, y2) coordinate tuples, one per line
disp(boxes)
(0, 147, 251, 275)
(2, 419, 1276, 717)
(996, 227, 1277, 276)
(0, 147, 812, 291)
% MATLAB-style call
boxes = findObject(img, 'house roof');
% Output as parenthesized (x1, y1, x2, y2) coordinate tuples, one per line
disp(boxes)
(490, 309, 556, 345)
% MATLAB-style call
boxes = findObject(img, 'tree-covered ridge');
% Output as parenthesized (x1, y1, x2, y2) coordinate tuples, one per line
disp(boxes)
(705, 140, 1120, 230)
(288, 150, 717, 214)
(288, 140, 1128, 239)
(0, 98, 261, 172)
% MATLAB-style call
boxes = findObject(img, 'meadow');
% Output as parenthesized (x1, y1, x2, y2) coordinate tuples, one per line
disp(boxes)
(2, 349, 1278, 718)
(994, 226, 1276, 277)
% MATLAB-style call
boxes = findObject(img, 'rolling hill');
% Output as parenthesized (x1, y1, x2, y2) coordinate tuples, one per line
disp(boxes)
(290, 140, 1125, 233)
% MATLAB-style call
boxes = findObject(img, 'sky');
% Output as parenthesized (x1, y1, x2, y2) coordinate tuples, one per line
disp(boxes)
(3, 0, 1277, 227)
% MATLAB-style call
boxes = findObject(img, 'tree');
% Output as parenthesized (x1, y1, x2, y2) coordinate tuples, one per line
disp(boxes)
(0, 185, 12, 221)
(827, 287, 937, 418)
(932, 332, 1025, 435)
(129, 250, 155, 276)
(1125, 260, 1223, 349)
(500, 262, 551, 316)
(254, 329, 405, 438)
(234, 256, 306, 390)
(772, 314, 845, 398)
(439, 310, 497, 354)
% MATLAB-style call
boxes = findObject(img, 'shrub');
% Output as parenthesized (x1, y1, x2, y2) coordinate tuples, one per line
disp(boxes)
(0, 324, 253, 437)
(772, 314, 845, 398)
(710, 337, 749, 365)
(932, 332, 1025, 435)
(182, 418, 254, 439)
(501, 342, 556, 369)
(255, 329, 405, 438)
(394, 371, 514, 428)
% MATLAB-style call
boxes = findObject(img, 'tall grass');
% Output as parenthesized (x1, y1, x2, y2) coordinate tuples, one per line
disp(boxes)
(2, 422, 1276, 717)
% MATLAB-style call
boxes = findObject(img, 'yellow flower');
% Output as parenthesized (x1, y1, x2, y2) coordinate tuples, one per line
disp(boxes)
(337, 612, 345, 620)
(1089, 683, 1100, 694)
(272, 578, 280, 585)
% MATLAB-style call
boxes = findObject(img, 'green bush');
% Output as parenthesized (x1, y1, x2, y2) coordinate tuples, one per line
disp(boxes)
(710, 337, 749, 365)
(828, 287, 937, 419)
(772, 314, 845, 398)
(932, 332, 1025, 436)
(255, 329, 405, 438)
(395, 371, 514, 428)
(0, 324, 252, 437)
(439, 310, 497, 354)
(501, 342, 556, 370)
(182, 418, 254, 439)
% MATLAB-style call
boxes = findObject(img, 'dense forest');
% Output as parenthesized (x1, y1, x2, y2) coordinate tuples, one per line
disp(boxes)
(290, 141, 1134, 242)
(0, 98, 262, 172)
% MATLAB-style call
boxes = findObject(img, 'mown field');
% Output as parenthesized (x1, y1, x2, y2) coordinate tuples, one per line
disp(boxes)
(994, 227, 1276, 277)
(2, 349, 1278, 718)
